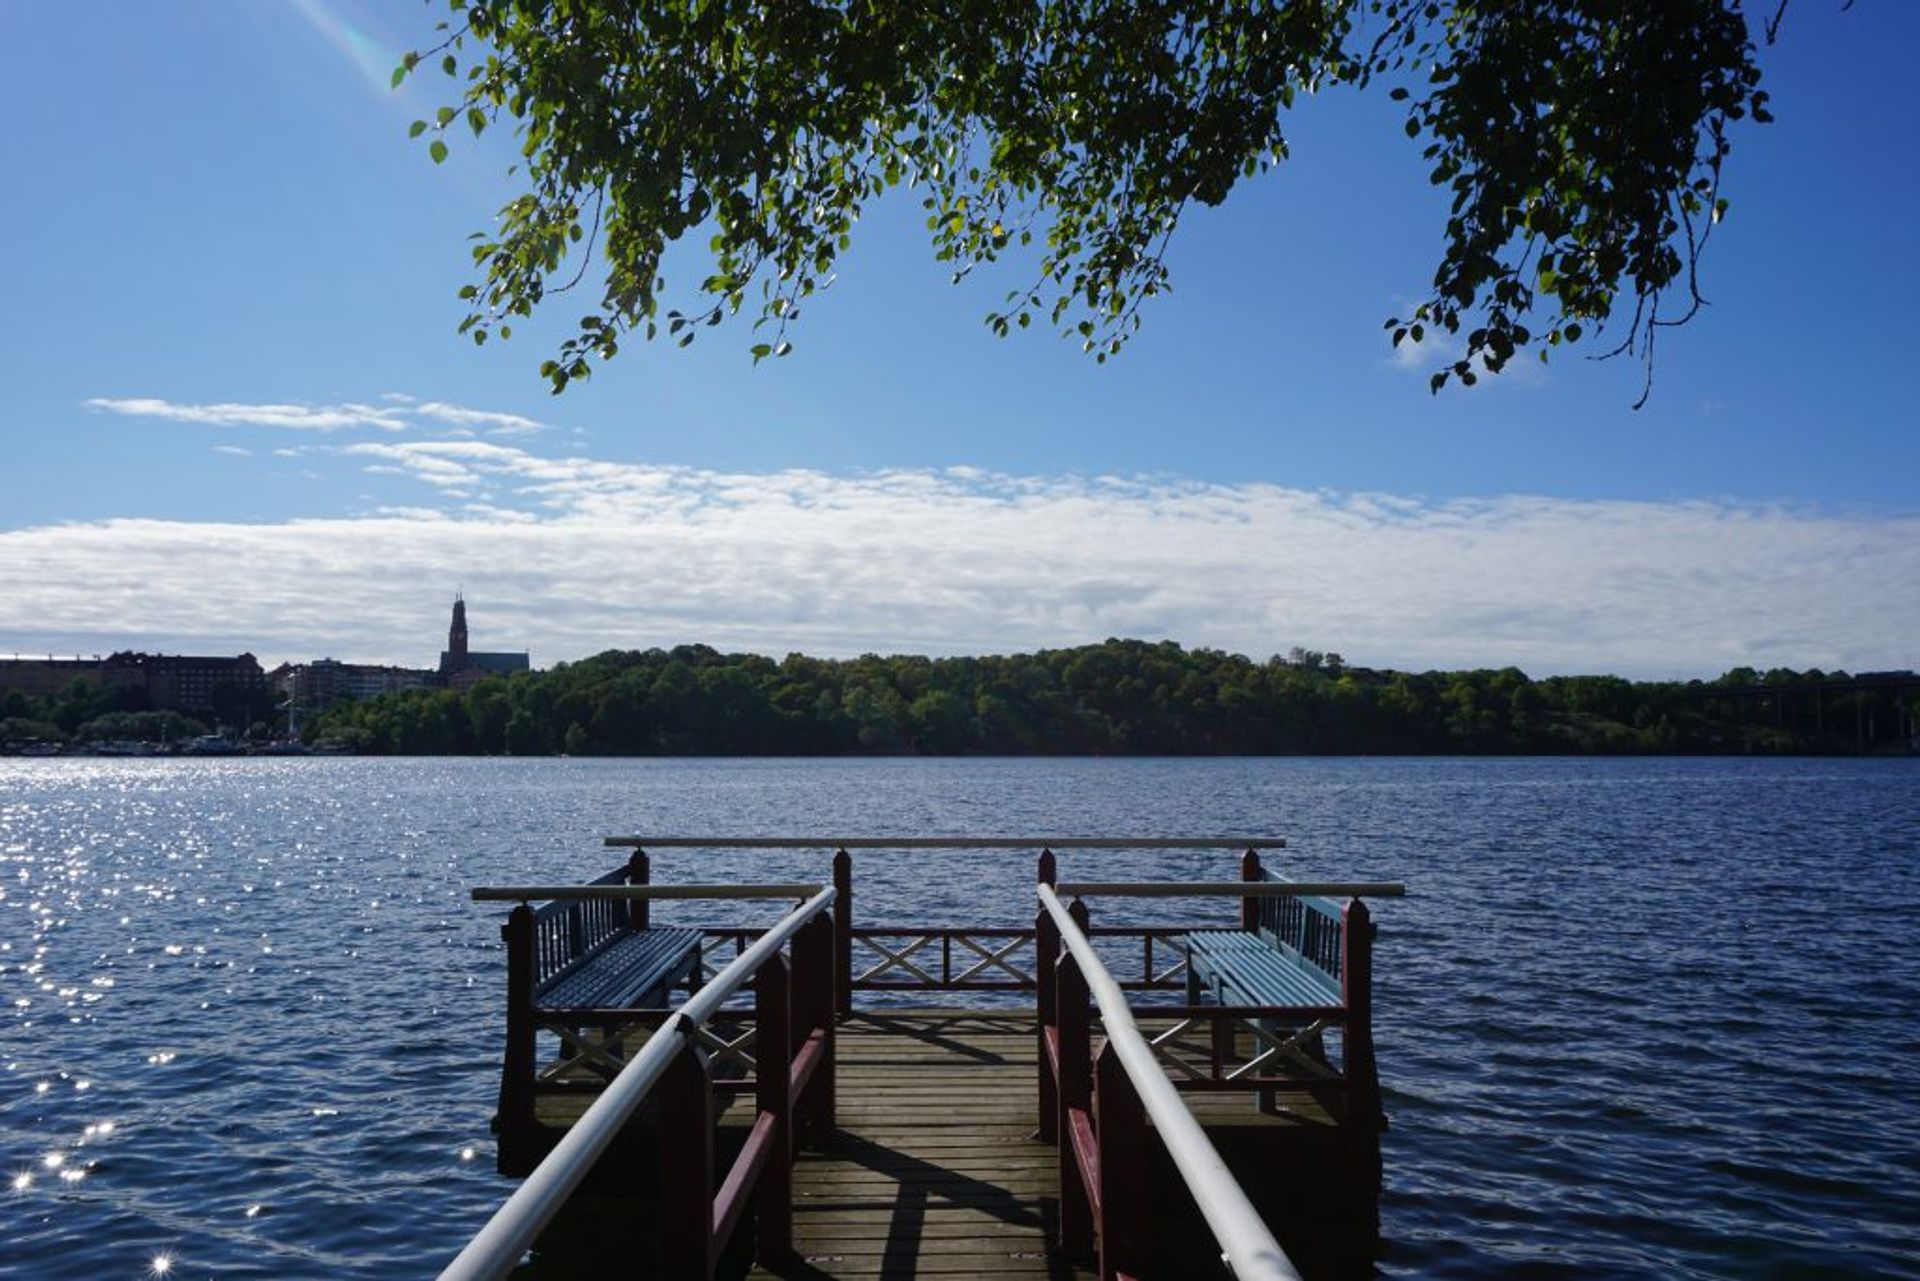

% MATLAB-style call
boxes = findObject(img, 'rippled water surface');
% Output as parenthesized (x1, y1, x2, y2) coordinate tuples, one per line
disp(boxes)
(2, 757, 1916, 1278)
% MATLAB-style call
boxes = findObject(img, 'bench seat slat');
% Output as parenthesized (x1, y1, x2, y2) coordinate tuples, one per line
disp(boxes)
(1187, 929, 1343, 1010)
(537, 927, 703, 1010)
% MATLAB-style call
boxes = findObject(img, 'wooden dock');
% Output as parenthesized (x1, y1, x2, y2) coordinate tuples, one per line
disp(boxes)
(457, 842, 1393, 1281)
(521, 1008, 1358, 1279)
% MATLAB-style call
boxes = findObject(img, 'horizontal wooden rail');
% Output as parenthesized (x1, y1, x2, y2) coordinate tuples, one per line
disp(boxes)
(605, 836, 1286, 849)
(472, 883, 823, 902)
(1056, 880, 1407, 898)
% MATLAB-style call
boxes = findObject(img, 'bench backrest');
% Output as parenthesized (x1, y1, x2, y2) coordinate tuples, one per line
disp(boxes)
(1252, 869, 1345, 996)
(531, 867, 632, 992)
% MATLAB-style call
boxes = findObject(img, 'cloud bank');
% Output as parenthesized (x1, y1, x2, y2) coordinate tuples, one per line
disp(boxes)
(2, 440, 1913, 678)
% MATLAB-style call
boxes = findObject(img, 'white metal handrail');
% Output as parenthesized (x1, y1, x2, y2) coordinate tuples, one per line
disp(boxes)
(1038, 883, 1304, 1281)
(1055, 880, 1406, 898)
(440, 885, 836, 1281)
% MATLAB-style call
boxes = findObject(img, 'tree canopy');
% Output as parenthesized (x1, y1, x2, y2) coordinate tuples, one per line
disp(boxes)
(400, 1, 1777, 401)
(295, 639, 1915, 757)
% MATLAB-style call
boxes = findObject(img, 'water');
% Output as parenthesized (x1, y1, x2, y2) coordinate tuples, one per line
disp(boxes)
(2, 757, 1916, 1278)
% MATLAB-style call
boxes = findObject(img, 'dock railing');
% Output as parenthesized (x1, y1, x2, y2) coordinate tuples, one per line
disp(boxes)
(443, 884, 836, 1281)
(1037, 881, 1303, 1281)
(603, 837, 1290, 1012)
(1038, 873, 1406, 1281)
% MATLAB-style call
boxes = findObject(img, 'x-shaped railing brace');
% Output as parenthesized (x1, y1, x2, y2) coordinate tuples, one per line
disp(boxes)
(950, 934, 1034, 985)
(855, 934, 937, 985)
(1225, 1016, 1340, 1083)
(537, 1017, 651, 1082)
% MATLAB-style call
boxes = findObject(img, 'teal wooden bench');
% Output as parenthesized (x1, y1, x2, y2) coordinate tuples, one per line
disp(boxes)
(1185, 871, 1347, 1014)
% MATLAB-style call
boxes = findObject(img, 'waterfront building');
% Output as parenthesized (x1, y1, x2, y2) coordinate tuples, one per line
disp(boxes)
(117, 651, 267, 714)
(270, 658, 435, 708)
(0, 651, 263, 714)
(0, 654, 145, 699)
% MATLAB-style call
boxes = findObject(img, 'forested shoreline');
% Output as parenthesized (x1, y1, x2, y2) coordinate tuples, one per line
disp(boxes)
(6, 639, 1912, 757)
(295, 641, 1912, 757)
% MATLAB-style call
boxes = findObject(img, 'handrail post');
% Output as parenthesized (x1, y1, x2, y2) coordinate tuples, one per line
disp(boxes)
(755, 954, 793, 1266)
(1095, 1042, 1146, 1281)
(658, 1040, 714, 1278)
(1035, 905, 1059, 1144)
(1056, 912, 1093, 1262)
(792, 913, 836, 1144)
(1241, 846, 1263, 931)
(832, 848, 852, 1018)
(626, 846, 651, 930)
(1343, 898, 1383, 1229)
(1225, 850, 1264, 1076)
(499, 904, 536, 1170)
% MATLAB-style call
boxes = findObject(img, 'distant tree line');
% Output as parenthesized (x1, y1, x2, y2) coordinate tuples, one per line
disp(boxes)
(281, 641, 1917, 758)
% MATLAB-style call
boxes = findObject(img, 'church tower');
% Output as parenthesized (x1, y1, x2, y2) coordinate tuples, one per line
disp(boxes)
(436, 591, 528, 687)
(442, 593, 469, 675)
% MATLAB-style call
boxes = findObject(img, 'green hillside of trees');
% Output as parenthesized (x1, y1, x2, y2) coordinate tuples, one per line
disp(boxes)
(296, 641, 1915, 757)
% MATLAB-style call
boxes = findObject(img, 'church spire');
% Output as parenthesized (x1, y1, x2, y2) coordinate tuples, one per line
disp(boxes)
(447, 593, 469, 669)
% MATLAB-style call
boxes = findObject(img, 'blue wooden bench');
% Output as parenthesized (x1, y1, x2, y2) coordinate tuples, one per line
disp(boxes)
(495, 870, 704, 1169)
(524, 868, 703, 1012)
(1182, 861, 1379, 1111)
(1185, 871, 1347, 1015)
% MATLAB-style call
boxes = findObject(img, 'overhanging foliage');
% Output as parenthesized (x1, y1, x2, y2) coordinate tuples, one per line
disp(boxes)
(400, 1, 1775, 403)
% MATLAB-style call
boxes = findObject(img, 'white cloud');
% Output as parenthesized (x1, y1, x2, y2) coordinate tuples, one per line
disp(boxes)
(84, 395, 553, 437)
(1, 444, 1914, 678)
(409, 401, 552, 436)
(211, 444, 252, 457)
(86, 397, 411, 432)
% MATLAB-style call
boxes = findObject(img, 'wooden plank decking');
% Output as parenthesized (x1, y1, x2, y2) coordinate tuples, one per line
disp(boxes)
(753, 1009, 1079, 1279)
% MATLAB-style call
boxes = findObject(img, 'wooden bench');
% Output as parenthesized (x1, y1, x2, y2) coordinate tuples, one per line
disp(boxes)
(536, 924, 704, 1011)
(1184, 871, 1347, 1015)
(525, 868, 704, 1013)
(1182, 859, 1380, 1122)
(495, 869, 704, 1170)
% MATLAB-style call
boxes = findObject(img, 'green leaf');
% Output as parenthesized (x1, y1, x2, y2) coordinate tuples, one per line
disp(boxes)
(409, 120, 428, 138)
(430, 140, 449, 164)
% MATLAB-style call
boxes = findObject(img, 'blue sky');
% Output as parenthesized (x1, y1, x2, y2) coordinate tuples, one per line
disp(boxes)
(1, 1, 1915, 678)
